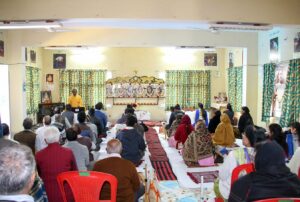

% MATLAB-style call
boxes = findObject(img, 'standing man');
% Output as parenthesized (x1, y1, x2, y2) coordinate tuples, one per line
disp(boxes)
(68, 89, 83, 108)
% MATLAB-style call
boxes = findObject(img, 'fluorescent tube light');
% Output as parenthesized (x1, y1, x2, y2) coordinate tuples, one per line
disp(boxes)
(0, 21, 61, 29)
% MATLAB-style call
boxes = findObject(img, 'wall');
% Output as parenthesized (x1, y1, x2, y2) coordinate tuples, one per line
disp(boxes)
(41, 47, 228, 121)
(257, 27, 300, 126)
(4, 28, 258, 133)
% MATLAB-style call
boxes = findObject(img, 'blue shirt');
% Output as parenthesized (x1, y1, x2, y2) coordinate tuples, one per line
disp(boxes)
(95, 110, 107, 128)
(116, 128, 146, 164)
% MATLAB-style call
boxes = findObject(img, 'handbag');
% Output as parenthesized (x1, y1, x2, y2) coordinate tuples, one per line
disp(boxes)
(198, 155, 215, 167)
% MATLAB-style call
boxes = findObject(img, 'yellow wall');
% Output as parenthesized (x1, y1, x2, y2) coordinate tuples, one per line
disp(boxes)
(4, 28, 258, 133)
(41, 47, 227, 121)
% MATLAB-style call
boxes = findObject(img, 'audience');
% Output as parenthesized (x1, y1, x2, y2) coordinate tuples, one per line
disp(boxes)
(0, 144, 36, 202)
(77, 111, 95, 142)
(166, 104, 183, 130)
(117, 107, 135, 124)
(208, 109, 221, 134)
(224, 103, 234, 125)
(35, 115, 51, 152)
(195, 103, 208, 126)
(36, 126, 77, 202)
(61, 104, 75, 126)
(116, 115, 146, 165)
(290, 121, 300, 152)
(216, 126, 264, 200)
(288, 124, 300, 175)
(212, 113, 235, 147)
(64, 128, 90, 171)
(238, 106, 254, 134)
(14, 117, 37, 154)
(229, 141, 300, 201)
(87, 108, 104, 136)
(1, 123, 17, 144)
(93, 139, 144, 202)
(95, 102, 108, 130)
(268, 123, 288, 156)
(73, 123, 94, 161)
(167, 112, 184, 137)
(174, 115, 194, 146)
(183, 120, 213, 166)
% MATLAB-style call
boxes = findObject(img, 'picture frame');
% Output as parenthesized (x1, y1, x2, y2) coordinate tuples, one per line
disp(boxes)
(294, 32, 300, 53)
(41, 91, 52, 104)
(0, 40, 4, 57)
(204, 53, 217, 66)
(46, 74, 54, 83)
(30, 50, 36, 63)
(53, 54, 66, 69)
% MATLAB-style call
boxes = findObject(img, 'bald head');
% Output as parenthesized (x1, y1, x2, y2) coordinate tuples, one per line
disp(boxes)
(106, 139, 122, 154)
(43, 115, 51, 126)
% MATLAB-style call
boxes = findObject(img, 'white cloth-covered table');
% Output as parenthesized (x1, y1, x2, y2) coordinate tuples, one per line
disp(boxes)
(135, 110, 151, 121)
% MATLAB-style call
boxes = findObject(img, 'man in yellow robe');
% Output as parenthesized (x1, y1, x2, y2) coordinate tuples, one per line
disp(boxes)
(68, 89, 83, 108)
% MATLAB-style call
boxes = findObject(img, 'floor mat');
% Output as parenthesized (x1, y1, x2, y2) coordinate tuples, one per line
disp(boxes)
(187, 171, 219, 183)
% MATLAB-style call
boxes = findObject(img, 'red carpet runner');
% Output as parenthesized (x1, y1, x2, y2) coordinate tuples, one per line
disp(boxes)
(145, 127, 177, 181)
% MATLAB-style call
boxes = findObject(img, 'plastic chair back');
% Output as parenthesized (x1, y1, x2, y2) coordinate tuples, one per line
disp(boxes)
(57, 171, 118, 202)
(231, 163, 254, 186)
(298, 168, 300, 178)
(254, 198, 300, 202)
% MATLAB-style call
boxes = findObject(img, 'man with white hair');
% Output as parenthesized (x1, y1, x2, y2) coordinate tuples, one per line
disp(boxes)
(0, 144, 36, 202)
(36, 126, 77, 202)
(93, 139, 144, 202)
(35, 115, 52, 152)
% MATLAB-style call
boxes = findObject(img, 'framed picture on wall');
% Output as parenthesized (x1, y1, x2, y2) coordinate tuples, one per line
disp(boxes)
(204, 53, 217, 66)
(294, 32, 300, 52)
(229, 52, 234, 67)
(46, 74, 54, 83)
(41, 91, 52, 104)
(53, 54, 66, 69)
(0, 40, 4, 57)
(30, 50, 36, 63)
(25, 48, 27, 61)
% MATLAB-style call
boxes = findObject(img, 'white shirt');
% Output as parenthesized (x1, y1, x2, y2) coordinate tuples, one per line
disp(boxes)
(288, 147, 300, 175)
(35, 125, 50, 152)
(0, 194, 34, 202)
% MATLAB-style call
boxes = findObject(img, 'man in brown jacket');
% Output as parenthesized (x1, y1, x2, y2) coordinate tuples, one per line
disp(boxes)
(93, 139, 144, 202)
(14, 117, 36, 154)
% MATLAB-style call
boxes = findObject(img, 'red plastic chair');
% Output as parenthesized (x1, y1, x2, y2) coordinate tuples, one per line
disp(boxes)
(231, 163, 255, 186)
(57, 171, 118, 202)
(298, 168, 300, 178)
(254, 198, 300, 202)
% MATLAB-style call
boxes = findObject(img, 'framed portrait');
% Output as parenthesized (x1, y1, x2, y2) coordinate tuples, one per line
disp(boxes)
(30, 50, 36, 63)
(0, 40, 4, 57)
(53, 54, 66, 69)
(204, 53, 217, 66)
(294, 32, 300, 53)
(46, 74, 54, 83)
(41, 91, 52, 104)
(270, 37, 279, 53)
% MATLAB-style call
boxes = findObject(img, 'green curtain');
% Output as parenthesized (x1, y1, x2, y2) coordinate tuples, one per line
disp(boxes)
(59, 70, 106, 109)
(227, 66, 243, 112)
(261, 63, 276, 122)
(165, 70, 211, 109)
(279, 59, 300, 127)
(26, 66, 40, 115)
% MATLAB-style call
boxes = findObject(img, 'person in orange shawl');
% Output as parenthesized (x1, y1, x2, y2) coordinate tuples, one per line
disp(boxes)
(212, 113, 235, 147)
(174, 115, 194, 145)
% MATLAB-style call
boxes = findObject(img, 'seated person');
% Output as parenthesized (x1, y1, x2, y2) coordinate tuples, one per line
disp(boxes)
(194, 103, 208, 126)
(268, 123, 288, 156)
(93, 139, 144, 202)
(116, 115, 146, 165)
(167, 112, 184, 137)
(117, 107, 135, 124)
(0, 144, 36, 202)
(288, 124, 300, 175)
(64, 128, 90, 171)
(208, 109, 221, 134)
(216, 126, 265, 200)
(95, 102, 108, 131)
(183, 120, 213, 166)
(212, 113, 235, 147)
(61, 104, 75, 127)
(174, 115, 194, 146)
(223, 103, 234, 125)
(229, 141, 300, 201)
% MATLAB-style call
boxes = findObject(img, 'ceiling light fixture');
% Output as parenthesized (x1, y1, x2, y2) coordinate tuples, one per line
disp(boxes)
(0, 20, 61, 29)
